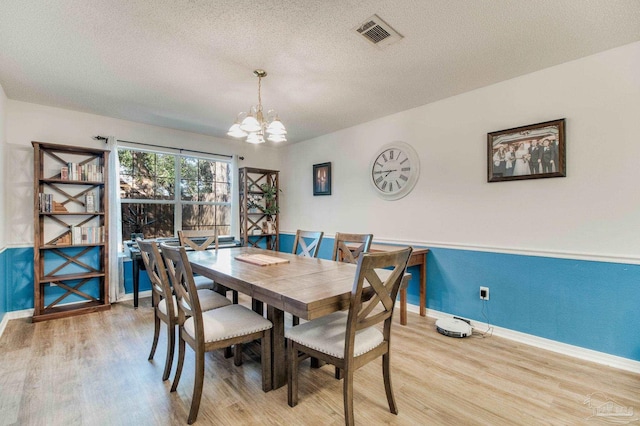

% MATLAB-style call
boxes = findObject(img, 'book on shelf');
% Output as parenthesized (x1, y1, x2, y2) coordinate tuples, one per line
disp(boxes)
(70, 226, 104, 245)
(65, 162, 104, 182)
(39, 193, 53, 212)
(60, 166, 68, 180)
(85, 193, 96, 212)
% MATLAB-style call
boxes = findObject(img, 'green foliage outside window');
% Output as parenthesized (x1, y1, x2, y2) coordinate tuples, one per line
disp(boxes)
(118, 148, 232, 241)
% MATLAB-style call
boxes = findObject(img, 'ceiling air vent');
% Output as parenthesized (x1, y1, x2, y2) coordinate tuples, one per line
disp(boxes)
(354, 14, 403, 49)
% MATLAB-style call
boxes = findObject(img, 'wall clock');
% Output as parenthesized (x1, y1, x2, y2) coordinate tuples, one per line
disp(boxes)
(370, 141, 420, 200)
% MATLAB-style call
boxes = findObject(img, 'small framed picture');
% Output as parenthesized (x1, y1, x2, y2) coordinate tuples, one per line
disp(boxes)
(487, 118, 566, 182)
(313, 162, 331, 196)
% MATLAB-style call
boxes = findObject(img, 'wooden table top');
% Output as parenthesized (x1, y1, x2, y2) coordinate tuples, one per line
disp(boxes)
(188, 246, 407, 320)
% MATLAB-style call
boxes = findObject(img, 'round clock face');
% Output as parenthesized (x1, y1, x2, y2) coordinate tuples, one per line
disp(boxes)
(370, 142, 420, 200)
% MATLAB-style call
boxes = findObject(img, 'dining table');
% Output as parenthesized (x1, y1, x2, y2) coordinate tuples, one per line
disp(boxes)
(187, 246, 409, 390)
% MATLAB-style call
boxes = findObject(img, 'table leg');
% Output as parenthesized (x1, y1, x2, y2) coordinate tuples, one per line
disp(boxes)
(267, 305, 286, 389)
(400, 288, 407, 325)
(420, 254, 427, 317)
(133, 257, 140, 309)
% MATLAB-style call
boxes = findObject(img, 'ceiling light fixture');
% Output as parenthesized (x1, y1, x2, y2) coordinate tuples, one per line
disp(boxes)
(227, 69, 287, 144)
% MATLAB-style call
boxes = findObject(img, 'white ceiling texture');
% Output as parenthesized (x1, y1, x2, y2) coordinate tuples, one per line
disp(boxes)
(1, 1, 639, 145)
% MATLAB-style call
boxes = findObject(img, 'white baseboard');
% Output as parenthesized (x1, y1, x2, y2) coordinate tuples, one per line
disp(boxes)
(0, 308, 34, 338)
(399, 302, 640, 374)
(115, 290, 152, 303)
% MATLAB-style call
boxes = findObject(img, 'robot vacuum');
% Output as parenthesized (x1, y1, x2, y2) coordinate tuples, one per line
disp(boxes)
(435, 317, 473, 338)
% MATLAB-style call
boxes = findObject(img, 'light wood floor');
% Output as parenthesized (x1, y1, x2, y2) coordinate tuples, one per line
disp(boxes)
(1, 296, 638, 425)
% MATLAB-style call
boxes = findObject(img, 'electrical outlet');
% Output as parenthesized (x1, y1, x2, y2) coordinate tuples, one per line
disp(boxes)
(480, 286, 489, 300)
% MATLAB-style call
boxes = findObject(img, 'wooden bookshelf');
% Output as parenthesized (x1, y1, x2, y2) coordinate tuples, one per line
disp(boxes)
(32, 142, 111, 322)
(239, 167, 279, 251)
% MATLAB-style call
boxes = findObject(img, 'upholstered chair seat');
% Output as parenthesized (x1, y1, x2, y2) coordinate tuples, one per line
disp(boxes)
(286, 311, 383, 358)
(158, 290, 231, 317)
(183, 304, 273, 343)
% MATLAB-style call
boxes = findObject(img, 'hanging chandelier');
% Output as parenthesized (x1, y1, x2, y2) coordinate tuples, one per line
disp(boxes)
(227, 69, 287, 144)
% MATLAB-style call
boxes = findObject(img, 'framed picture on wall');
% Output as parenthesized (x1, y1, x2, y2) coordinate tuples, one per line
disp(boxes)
(487, 118, 566, 182)
(313, 162, 331, 196)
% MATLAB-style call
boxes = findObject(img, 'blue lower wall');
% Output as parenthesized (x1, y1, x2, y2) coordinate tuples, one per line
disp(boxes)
(279, 234, 640, 361)
(0, 248, 8, 320)
(2, 241, 639, 362)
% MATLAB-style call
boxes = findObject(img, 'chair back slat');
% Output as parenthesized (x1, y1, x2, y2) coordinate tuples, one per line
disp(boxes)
(345, 247, 412, 350)
(332, 232, 373, 264)
(292, 230, 324, 258)
(178, 229, 219, 251)
(137, 238, 173, 314)
(161, 243, 202, 333)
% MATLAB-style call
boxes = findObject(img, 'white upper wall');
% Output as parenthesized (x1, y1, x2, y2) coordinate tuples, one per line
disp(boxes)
(0, 82, 6, 247)
(280, 41, 640, 261)
(4, 101, 281, 246)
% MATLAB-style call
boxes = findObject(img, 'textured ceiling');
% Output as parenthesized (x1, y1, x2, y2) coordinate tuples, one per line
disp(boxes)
(1, 1, 639, 145)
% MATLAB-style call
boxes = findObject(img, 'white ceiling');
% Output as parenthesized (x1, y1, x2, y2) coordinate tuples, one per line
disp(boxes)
(1, 1, 639, 145)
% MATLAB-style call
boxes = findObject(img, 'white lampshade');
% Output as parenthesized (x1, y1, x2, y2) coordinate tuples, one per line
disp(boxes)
(246, 132, 265, 144)
(266, 118, 287, 135)
(227, 123, 248, 138)
(240, 115, 261, 133)
(267, 134, 287, 143)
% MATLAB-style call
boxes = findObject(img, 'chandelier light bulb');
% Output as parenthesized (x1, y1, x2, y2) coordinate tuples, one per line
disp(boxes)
(266, 118, 287, 135)
(246, 132, 266, 144)
(227, 123, 248, 138)
(267, 134, 287, 143)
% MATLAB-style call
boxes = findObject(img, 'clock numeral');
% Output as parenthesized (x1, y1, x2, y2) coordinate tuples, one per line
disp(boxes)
(390, 150, 394, 160)
(401, 167, 410, 172)
(381, 181, 387, 190)
(400, 174, 409, 182)
(375, 161, 383, 168)
(373, 171, 385, 175)
(375, 176, 384, 184)
(400, 158, 408, 165)
(389, 182, 393, 192)
(396, 180, 402, 189)
(382, 153, 387, 162)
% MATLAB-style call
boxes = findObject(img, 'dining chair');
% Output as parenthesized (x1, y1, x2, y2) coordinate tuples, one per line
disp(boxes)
(136, 239, 233, 381)
(161, 243, 273, 424)
(291, 230, 324, 326)
(292, 229, 324, 258)
(332, 232, 373, 264)
(178, 229, 239, 304)
(286, 247, 412, 425)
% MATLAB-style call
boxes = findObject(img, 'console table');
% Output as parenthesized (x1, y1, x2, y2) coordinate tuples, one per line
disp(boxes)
(348, 243, 429, 325)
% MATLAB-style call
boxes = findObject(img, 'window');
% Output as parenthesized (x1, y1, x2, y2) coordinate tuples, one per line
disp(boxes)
(118, 148, 232, 241)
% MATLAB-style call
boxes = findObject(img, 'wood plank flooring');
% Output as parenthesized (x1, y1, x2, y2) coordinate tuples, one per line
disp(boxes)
(1, 296, 638, 425)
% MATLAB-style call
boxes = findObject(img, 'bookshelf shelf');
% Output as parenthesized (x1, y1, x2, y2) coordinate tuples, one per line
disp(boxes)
(32, 141, 111, 322)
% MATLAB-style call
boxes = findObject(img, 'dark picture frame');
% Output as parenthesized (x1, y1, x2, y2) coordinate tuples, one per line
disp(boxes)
(488, 118, 566, 182)
(313, 162, 331, 196)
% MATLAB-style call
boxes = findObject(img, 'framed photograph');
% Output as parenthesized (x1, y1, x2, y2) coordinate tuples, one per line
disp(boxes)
(488, 118, 566, 182)
(313, 162, 331, 196)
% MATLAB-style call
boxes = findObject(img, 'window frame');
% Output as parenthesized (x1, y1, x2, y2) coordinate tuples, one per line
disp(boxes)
(118, 145, 235, 240)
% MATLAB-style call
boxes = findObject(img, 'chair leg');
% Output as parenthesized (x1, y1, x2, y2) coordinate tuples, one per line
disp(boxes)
(148, 313, 160, 360)
(224, 346, 233, 358)
(287, 339, 298, 406)
(187, 349, 205, 424)
(261, 330, 272, 392)
(382, 352, 398, 415)
(171, 331, 185, 392)
(335, 367, 343, 380)
(232, 290, 239, 305)
(292, 315, 299, 326)
(162, 323, 175, 381)
(343, 369, 355, 426)
(234, 343, 243, 366)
